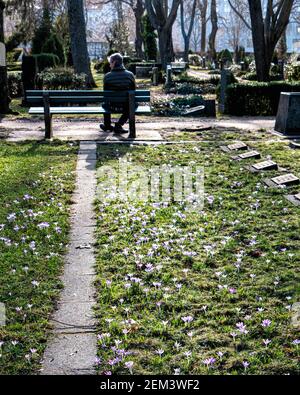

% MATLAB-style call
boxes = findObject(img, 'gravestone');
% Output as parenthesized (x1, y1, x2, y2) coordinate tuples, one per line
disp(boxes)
(238, 150, 261, 160)
(278, 59, 285, 80)
(136, 66, 152, 78)
(165, 65, 173, 88)
(221, 141, 248, 153)
(295, 193, 300, 200)
(219, 70, 232, 114)
(275, 93, 300, 136)
(271, 173, 300, 186)
(0, 43, 6, 67)
(228, 142, 248, 151)
(152, 67, 158, 86)
(252, 160, 278, 171)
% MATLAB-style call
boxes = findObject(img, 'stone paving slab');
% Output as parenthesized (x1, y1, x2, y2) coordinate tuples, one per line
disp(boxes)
(41, 142, 97, 375)
(41, 333, 96, 375)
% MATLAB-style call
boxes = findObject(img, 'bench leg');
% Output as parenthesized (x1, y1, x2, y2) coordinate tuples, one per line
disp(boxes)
(128, 91, 136, 139)
(43, 91, 53, 139)
(45, 114, 53, 139)
(129, 114, 136, 139)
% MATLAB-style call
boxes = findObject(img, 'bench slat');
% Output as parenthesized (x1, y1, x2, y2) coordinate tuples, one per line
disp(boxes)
(26, 96, 150, 104)
(26, 90, 150, 97)
(28, 106, 151, 115)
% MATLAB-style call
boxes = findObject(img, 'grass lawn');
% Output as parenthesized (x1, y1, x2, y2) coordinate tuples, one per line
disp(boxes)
(94, 130, 300, 375)
(0, 141, 78, 374)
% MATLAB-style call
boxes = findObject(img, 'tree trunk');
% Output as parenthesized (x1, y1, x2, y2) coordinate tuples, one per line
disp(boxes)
(157, 27, 174, 68)
(134, 0, 145, 59)
(248, 0, 294, 82)
(248, 0, 269, 81)
(180, 0, 197, 62)
(66, 0, 95, 87)
(198, 0, 208, 55)
(0, 0, 10, 114)
(208, 0, 218, 62)
(145, 0, 180, 69)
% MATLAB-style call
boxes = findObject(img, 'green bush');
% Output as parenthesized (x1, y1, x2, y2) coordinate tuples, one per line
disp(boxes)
(36, 67, 87, 89)
(225, 81, 300, 115)
(42, 33, 65, 65)
(218, 49, 233, 63)
(241, 71, 283, 81)
(142, 13, 157, 61)
(31, 7, 52, 55)
(33, 53, 60, 72)
(8, 71, 23, 97)
(285, 62, 300, 81)
(6, 49, 23, 63)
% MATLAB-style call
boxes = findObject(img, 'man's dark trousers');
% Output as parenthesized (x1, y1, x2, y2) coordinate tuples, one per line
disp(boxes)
(103, 103, 136, 128)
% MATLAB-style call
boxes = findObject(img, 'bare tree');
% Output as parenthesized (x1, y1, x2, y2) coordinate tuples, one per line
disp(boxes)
(221, 0, 250, 59)
(247, 0, 294, 81)
(67, 0, 95, 86)
(145, 0, 181, 69)
(90, 0, 145, 59)
(208, 0, 218, 62)
(180, 0, 197, 61)
(197, 0, 208, 54)
(0, 0, 9, 114)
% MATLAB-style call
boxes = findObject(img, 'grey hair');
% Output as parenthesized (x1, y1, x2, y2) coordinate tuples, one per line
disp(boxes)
(108, 53, 123, 67)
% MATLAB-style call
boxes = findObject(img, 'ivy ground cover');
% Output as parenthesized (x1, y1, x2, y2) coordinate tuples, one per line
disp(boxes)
(94, 133, 300, 375)
(0, 141, 78, 374)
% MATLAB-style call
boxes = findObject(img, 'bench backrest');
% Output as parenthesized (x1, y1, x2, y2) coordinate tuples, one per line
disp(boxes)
(26, 90, 151, 105)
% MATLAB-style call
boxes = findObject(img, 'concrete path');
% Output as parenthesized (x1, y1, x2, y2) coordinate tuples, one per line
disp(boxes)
(0, 116, 276, 142)
(40, 142, 97, 375)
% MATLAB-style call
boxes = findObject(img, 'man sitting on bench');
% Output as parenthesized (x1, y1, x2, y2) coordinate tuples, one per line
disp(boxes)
(100, 53, 136, 134)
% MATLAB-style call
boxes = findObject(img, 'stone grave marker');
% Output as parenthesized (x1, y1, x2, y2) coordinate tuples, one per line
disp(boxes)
(265, 173, 300, 189)
(271, 173, 300, 186)
(275, 93, 300, 136)
(152, 67, 158, 86)
(0, 43, 6, 67)
(221, 141, 248, 152)
(228, 142, 248, 151)
(239, 150, 261, 159)
(252, 160, 278, 171)
(295, 192, 300, 200)
(237, 150, 261, 160)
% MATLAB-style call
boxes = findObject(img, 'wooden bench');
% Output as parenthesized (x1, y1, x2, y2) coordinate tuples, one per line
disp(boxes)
(26, 90, 151, 139)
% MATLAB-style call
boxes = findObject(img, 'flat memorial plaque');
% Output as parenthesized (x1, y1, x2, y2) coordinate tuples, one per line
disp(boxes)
(252, 160, 278, 171)
(238, 150, 261, 160)
(271, 173, 300, 186)
(227, 142, 248, 151)
(295, 193, 300, 201)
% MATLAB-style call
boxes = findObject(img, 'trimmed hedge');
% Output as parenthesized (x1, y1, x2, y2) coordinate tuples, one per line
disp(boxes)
(226, 81, 300, 116)
(36, 67, 87, 89)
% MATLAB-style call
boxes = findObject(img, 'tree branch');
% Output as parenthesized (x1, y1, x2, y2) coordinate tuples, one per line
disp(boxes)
(228, 0, 251, 30)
